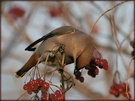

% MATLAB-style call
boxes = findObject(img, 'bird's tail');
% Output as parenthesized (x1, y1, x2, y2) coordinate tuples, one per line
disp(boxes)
(15, 53, 38, 78)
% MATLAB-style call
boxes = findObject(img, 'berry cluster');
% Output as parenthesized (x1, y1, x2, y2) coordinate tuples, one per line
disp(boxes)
(130, 41, 135, 59)
(85, 58, 108, 78)
(109, 83, 131, 99)
(93, 58, 108, 70)
(74, 58, 108, 82)
(23, 78, 49, 95)
(74, 71, 84, 82)
(23, 79, 65, 101)
(50, 90, 64, 101)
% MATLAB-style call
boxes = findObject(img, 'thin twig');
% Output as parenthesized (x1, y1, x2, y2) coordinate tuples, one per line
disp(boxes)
(125, 56, 135, 81)
(90, 1, 127, 35)
(17, 92, 27, 100)
(120, 29, 134, 47)
(48, 68, 58, 83)
(109, 15, 128, 71)
(91, 1, 132, 40)
(43, 52, 50, 80)
(49, 83, 62, 91)
(125, 56, 135, 100)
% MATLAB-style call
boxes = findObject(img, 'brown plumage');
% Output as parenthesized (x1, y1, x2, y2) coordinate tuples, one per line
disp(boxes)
(15, 26, 96, 78)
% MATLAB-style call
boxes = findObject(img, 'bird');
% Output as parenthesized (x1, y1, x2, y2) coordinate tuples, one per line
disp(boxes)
(15, 26, 96, 78)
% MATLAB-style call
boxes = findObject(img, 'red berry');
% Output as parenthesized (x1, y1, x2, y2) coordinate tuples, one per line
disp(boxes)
(55, 90, 61, 96)
(95, 68, 99, 75)
(94, 58, 100, 65)
(109, 85, 120, 97)
(49, 6, 62, 17)
(103, 59, 108, 64)
(88, 70, 96, 78)
(36, 78, 44, 86)
(122, 92, 131, 99)
(130, 41, 135, 48)
(102, 64, 108, 70)
(50, 93, 56, 101)
(27, 89, 32, 95)
(57, 94, 64, 101)
(118, 87, 123, 93)
(114, 92, 119, 97)
(109, 87, 117, 95)
(41, 93, 47, 100)
(75, 71, 81, 77)
(30, 80, 36, 85)
(121, 83, 126, 89)
(8, 7, 25, 20)
(109, 88, 114, 94)
(100, 60, 104, 66)
(41, 87, 47, 93)
(79, 76, 84, 82)
(27, 83, 34, 90)
(114, 83, 120, 90)
(75, 71, 81, 80)
(32, 84, 38, 90)
(43, 82, 50, 90)
(88, 65, 96, 71)
(114, 92, 120, 97)
(29, 80, 39, 91)
(121, 83, 130, 91)
(110, 86, 115, 90)
(23, 84, 28, 90)
(97, 59, 108, 70)
(131, 51, 135, 57)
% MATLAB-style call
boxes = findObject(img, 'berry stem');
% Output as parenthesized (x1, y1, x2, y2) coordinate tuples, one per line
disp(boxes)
(43, 52, 50, 81)
(93, 46, 102, 58)
(125, 56, 134, 81)
(90, 1, 127, 35)
(125, 56, 134, 99)
(113, 71, 121, 84)
(30, 94, 40, 100)
(49, 83, 62, 92)
(59, 71, 66, 101)
(48, 68, 58, 83)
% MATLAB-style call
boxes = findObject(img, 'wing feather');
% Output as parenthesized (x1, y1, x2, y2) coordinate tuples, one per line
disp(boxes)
(25, 26, 75, 51)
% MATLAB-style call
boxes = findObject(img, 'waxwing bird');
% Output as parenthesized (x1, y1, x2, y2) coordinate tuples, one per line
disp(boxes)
(15, 26, 96, 78)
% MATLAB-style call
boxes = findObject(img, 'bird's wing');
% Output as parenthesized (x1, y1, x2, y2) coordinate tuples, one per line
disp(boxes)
(25, 26, 75, 51)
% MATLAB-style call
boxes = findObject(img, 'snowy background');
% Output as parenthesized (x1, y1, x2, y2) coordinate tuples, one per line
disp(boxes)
(1, 1, 134, 100)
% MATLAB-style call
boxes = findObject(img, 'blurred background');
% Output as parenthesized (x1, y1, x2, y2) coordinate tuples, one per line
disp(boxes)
(1, 1, 134, 100)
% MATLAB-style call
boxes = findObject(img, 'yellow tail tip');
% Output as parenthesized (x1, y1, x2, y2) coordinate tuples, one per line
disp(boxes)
(14, 73, 22, 78)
